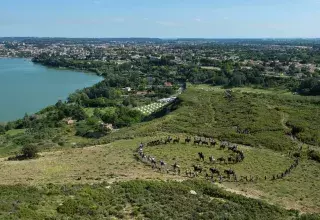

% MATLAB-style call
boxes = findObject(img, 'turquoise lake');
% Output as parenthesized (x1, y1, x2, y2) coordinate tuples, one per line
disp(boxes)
(0, 58, 102, 122)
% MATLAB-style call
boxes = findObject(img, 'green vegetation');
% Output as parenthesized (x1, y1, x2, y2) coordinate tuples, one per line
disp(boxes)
(298, 78, 320, 96)
(0, 124, 5, 135)
(0, 180, 307, 220)
(84, 107, 116, 117)
(0, 85, 319, 216)
(308, 150, 320, 163)
(7, 144, 39, 161)
(21, 144, 39, 159)
(2, 38, 320, 218)
(1, 84, 319, 161)
(101, 85, 320, 152)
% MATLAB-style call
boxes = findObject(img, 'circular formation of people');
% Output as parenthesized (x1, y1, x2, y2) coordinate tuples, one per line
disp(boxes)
(135, 136, 301, 183)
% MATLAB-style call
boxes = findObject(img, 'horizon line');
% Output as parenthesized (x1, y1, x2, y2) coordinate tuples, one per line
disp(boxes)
(1, 37, 320, 40)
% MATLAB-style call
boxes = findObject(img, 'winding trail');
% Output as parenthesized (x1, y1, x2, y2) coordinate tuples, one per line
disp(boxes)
(280, 111, 305, 149)
(280, 112, 290, 131)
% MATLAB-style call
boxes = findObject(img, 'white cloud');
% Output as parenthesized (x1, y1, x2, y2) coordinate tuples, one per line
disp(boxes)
(194, 18, 201, 22)
(93, 0, 101, 4)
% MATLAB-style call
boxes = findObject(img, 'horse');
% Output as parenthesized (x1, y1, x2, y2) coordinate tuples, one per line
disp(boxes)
(172, 162, 180, 172)
(209, 156, 215, 163)
(202, 140, 209, 145)
(185, 137, 191, 144)
(209, 168, 220, 176)
(173, 137, 180, 144)
(233, 174, 238, 182)
(210, 139, 216, 146)
(220, 143, 226, 150)
(240, 176, 248, 181)
(227, 156, 234, 163)
(163, 136, 172, 144)
(224, 169, 235, 176)
(219, 175, 223, 183)
(235, 154, 244, 163)
(192, 165, 203, 173)
(138, 149, 144, 157)
(198, 152, 205, 161)
(151, 157, 157, 168)
(217, 157, 226, 163)
(228, 145, 238, 152)
(160, 160, 166, 171)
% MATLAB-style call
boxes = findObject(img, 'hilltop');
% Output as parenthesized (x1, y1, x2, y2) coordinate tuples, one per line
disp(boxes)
(0, 85, 319, 219)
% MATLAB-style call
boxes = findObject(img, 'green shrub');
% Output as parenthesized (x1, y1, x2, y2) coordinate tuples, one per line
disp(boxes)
(21, 144, 39, 158)
(0, 180, 302, 219)
(298, 213, 320, 220)
(0, 125, 5, 134)
(57, 199, 78, 215)
(308, 150, 320, 163)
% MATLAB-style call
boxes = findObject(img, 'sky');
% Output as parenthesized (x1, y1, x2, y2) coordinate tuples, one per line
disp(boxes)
(0, 0, 319, 38)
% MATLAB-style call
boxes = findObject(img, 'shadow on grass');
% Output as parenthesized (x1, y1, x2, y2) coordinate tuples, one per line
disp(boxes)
(142, 98, 182, 122)
(7, 154, 40, 161)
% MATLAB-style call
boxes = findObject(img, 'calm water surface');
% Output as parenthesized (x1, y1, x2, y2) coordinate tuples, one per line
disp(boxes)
(0, 58, 102, 122)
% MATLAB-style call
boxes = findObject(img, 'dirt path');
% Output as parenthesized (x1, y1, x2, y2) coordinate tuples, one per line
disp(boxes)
(215, 182, 315, 213)
(280, 112, 290, 131)
(280, 111, 305, 147)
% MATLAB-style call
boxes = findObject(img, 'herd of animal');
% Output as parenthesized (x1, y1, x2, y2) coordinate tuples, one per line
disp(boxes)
(270, 146, 302, 181)
(135, 136, 301, 183)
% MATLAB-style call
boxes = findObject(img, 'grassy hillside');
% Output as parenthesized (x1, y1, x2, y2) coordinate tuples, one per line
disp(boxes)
(102, 85, 320, 151)
(141, 141, 320, 213)
(0, 85, 320, 218)
(0, 180, 304, 220)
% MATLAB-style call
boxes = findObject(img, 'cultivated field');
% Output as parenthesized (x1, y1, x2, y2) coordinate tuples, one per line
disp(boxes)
(135, 102, 166, 115)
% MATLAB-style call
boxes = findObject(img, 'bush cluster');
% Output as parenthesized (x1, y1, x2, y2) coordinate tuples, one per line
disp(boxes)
(0, 180, 308, 219)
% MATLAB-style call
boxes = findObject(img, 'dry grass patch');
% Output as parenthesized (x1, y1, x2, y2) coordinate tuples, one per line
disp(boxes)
(0, 140, 180, 186)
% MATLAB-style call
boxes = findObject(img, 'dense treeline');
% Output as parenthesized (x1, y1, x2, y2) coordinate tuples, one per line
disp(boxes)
(33, 53, 319, 95)
(297, 78, 320, 95)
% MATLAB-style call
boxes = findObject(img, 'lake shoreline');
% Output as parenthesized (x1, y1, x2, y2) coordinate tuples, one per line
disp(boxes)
(1, 56, 103, 77)
(32, 62, 100, 77)
(0, 58, 103, 123)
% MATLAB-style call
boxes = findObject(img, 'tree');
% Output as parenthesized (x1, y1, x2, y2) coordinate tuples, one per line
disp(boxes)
(5, 122, 15, 131)
(55, 100, 64, 108)
(212, 75, 228, 85)
(22, 113, 31, 128)
(21, 145, 39, 159)
(122, 98, 130, 106)
(288, 64, 298, 76)
(298, 78, 320, 95)
(0, 125, 5, 134)
(93, 109, 103, 118)
(229, 72, 246, 87)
